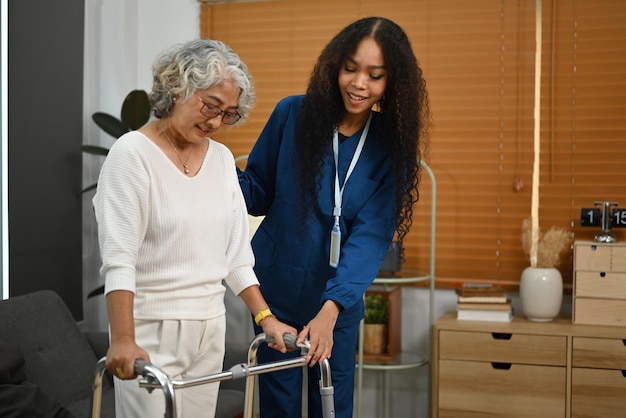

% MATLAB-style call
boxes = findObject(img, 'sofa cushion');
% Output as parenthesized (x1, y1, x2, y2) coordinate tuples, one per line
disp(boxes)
(0, 290, 113, 415)
(0, 340, 76, 418)
(0, 382, 76, 418)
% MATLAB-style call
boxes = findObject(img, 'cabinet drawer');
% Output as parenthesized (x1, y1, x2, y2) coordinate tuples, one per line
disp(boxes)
(575, 271, 626, 299)
(573, 337, 626, 369)
(575, 243, 626, 272)
(573, 298, 626, 326)
(572, 367, 626, 418)
(439, 330, 566, 366)
(575, 244, 611, 271)
(614, 246, 626, 272)
(438, 359, 566, 418)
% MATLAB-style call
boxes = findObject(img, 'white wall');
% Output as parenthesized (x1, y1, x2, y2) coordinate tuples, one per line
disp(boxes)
(82, 0, 200, 331)
(1, 0, 8, 300)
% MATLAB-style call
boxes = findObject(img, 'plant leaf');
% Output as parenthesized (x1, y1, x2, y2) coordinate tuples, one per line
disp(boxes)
(121, 90, 151, 130)
(81, 183, 98, 194)
(92, 112, 129, 139)
(364, 294, 389, 324)
(81, 145, 109, 156)
(87, 285, 105, 299)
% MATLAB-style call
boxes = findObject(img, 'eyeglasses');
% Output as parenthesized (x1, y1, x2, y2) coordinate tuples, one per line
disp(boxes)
(196, 95, 241, 125)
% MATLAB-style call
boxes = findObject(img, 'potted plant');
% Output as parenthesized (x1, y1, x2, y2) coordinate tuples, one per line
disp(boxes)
(363, 292, 389, 354)
(82, 89, 151, 193)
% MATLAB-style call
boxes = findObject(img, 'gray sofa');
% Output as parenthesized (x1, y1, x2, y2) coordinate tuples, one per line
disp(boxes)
(0, 290, 114, 417)
(0, 290, 249, 418)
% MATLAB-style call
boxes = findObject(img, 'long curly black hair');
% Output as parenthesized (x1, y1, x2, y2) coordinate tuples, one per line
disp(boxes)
(295, 16, 430, 246)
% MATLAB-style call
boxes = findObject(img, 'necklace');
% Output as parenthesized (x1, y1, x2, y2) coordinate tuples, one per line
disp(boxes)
(161, 121, 191, 174)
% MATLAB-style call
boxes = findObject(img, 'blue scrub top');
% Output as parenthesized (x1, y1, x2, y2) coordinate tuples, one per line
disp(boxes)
(238, 95, 397, 327)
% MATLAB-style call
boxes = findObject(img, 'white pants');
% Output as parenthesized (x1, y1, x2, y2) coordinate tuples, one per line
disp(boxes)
(114, 316, 226, 418)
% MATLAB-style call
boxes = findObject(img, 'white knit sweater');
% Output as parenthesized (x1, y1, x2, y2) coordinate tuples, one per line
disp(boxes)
(93, 131, 258, 320)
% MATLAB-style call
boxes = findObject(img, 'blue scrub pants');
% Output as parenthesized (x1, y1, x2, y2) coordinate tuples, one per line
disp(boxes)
(254, 321, 360, 418)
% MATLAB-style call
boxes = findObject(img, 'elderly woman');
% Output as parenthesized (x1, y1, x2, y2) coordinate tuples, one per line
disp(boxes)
(93, 39, 296, 418)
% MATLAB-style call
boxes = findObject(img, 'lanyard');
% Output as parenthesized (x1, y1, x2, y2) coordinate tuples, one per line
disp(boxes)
(329, 112, 372, 268)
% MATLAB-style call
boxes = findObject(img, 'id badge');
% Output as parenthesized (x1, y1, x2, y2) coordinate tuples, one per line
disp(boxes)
(329, 224, 341, 268)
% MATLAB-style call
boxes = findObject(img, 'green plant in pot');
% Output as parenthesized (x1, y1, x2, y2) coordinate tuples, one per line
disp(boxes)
(82, 89, 151, 193)
(363, 293, 389, 354)
(85, 90, 151, 299)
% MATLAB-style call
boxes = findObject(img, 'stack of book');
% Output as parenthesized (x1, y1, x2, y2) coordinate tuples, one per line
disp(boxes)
(456, 285, 513, 322)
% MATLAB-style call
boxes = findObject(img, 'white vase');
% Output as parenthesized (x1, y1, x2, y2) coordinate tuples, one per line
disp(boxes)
(520, 267, 563, 322)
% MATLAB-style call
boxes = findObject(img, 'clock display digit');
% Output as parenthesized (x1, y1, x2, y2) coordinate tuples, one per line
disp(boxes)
(612, 208, 626, 228)
(580, 208, 601, 227)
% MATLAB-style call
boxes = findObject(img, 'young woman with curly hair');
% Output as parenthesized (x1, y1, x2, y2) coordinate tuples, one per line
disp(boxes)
(238, 17, 430, 418)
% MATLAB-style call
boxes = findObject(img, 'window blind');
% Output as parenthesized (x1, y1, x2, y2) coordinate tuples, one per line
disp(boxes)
(200, 0, 626, 289)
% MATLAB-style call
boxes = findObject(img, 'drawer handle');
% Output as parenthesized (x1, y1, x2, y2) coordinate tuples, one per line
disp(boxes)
(492, 333, 512, 340)
(600, 272, 606, 277)
(622, 371, 626, 378)
(491, 362, 512, 370)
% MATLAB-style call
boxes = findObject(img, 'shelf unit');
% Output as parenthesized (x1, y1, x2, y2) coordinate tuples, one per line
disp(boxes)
(432, 311, 626, 417)
(355, 160, 436, 418)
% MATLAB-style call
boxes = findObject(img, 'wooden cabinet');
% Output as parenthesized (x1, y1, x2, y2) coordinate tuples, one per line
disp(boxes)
(573, 241, 626, 326)
(432, 312, 626, 418)
(436, 326, 566, 417)
(571, 336, 626, 417)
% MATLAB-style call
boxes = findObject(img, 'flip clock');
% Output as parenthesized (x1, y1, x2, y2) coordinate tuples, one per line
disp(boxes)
(580, 201, 625, 243)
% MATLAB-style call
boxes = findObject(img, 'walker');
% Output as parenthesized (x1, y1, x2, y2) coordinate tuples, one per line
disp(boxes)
(90, 333, 335, 418)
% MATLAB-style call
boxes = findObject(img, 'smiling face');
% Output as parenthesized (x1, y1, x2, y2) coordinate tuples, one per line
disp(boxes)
(338, 37, 388, 119)
(169, 79, 241, 144)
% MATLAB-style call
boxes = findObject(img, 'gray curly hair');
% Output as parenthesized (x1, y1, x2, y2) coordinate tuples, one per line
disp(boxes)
(150, 38, 255, 125)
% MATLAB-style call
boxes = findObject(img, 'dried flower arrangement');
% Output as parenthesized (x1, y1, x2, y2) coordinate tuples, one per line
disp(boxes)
(521, 218, 571, 268)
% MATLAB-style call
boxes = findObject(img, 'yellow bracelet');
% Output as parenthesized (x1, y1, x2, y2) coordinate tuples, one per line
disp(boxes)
(254, 308, 274, 325)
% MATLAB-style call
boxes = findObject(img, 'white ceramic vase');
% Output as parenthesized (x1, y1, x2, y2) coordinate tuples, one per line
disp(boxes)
(520, 267, 563, 322)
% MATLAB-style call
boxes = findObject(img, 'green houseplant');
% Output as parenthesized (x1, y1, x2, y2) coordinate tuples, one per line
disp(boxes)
(85, 90, 151, 299)
(82, 89, 151, 193)
(363, 293, 389, 354)
(364, 293, 389, 325)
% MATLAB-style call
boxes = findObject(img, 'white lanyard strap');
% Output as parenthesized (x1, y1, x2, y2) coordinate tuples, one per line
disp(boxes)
(332, 112, 372, 222)
(329, 112, 372, 268)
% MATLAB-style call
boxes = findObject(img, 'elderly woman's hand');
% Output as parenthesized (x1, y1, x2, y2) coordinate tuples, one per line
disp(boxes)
(259, 316, 298, 353)
(105, 337, 150, 380)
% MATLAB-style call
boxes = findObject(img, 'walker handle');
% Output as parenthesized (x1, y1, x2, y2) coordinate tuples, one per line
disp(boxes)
(134, 359, 150, 376)
(265, 333, 299, 349)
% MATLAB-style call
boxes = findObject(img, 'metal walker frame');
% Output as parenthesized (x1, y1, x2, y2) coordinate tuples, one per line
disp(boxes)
(90, 333, 334, 418)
